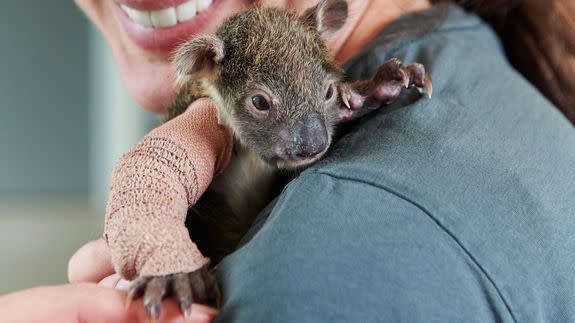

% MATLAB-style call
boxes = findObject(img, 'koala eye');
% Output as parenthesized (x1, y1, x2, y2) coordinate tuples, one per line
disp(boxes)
(325, 84, 334, 101)
(252, 95, 270, 111)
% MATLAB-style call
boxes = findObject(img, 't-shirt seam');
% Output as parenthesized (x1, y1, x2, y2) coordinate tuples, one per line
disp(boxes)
(381, 24, 484, 60)
(308, 169, 518, 323)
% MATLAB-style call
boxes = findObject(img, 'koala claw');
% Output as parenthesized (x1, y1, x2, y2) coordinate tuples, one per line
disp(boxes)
(371, 59, 433, 103)
(402, 63, 433, 98)
(126, 264, 220, 321)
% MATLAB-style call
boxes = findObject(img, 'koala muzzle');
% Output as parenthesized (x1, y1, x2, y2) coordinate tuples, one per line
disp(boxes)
(288, 112, 328, 159)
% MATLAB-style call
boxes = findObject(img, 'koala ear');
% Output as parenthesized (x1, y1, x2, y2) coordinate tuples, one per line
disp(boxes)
(173, 34, 225, 88)
(301, 0, 348, 37)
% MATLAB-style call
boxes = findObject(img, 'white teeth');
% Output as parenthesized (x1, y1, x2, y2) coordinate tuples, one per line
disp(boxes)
(176, 1, 197, 22)
(122, 4, 152, 27)
(194, 0, 212, 12)
(150, 7, 177, 28)
(121, 0, 213, 28)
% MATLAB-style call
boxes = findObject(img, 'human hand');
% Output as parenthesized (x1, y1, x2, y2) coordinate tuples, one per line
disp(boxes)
(66, 239, 218, 322)
(0, 282, 217, 323)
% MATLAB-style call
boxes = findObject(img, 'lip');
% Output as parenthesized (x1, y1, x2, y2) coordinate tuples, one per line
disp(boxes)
(114, 0, 224, 51)
(275, 148, 330, 169)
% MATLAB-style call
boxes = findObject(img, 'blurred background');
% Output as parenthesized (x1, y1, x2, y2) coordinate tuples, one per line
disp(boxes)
(0, 1, 158, 294)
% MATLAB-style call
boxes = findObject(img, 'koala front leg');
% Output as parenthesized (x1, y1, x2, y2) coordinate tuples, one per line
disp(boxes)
(127, 266, 220, 321)
(337, 58, 433, 122)
(104, 98, 232, 321)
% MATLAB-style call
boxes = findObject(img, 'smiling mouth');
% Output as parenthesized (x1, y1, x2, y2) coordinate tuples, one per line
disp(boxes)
(115, 0, 223, 50)
(119, 0, 214, 28)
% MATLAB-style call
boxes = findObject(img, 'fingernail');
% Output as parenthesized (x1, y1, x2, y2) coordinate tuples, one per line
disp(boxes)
(192, 304, 219, 317)
(116, 279, 132, 291)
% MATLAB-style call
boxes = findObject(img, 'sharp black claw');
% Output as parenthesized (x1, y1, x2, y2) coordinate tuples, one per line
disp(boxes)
(143, 276, 168, 321)
(126, 277, 150, 309)
(173, 273, 193, 320)
(126, 268, 220, 320)
(203, 268, 221, 307)
(191, 271, 208, 305)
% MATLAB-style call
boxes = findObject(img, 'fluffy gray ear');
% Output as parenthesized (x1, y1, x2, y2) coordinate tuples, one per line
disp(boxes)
(302, 0, 348, 36)
(173, 34, 225, 88)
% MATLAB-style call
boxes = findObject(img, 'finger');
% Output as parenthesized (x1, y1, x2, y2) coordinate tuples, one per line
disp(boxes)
(98, 274, 121, 288)
(189, 304, 219, 321)
(115, 278, 133, 291)
(68, 239, 115, 283)
(0, 283, 218, 323)
(99, 274, 132, 293)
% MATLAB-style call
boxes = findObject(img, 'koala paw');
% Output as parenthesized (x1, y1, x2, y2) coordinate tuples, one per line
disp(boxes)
(126, 264, 220, 321)
(338, 58, 432, 121)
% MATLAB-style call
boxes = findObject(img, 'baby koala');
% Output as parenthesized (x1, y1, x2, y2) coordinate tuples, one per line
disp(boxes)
(123, 0, 431, 319)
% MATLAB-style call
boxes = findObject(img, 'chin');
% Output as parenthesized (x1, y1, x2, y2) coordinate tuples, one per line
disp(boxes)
(274, 152, 328, 170)
(119, 57, 177, 114)
(130, 82, 176, 114)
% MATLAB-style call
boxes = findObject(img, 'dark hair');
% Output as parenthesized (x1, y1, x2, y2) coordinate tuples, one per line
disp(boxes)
(445, 0, 575, 123)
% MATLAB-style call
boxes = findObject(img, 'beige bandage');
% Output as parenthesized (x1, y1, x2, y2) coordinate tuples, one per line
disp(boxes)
(104, 98, 233, 279)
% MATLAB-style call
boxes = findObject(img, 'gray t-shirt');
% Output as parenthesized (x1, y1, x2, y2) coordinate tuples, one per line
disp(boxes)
(216, 5, 575, 322)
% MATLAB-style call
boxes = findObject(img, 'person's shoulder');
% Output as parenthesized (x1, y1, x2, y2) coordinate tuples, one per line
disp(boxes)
(301, 5, 575, 321)
(220, 171, 513, 322)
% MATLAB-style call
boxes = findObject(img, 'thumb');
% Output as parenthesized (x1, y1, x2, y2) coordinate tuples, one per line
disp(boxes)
(68, 238, 115, 283)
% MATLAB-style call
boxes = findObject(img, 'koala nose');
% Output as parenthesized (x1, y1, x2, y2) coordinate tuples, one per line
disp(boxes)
(290, 112, 328, 158)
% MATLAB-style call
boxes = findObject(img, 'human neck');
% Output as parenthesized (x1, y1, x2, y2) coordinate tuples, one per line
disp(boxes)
(330, 0, 431, 65)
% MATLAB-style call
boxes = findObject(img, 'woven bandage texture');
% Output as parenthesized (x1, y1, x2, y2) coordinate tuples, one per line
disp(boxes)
(104, 98, 233, 279)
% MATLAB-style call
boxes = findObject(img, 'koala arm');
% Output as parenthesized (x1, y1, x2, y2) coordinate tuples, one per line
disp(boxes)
(104, 98, 233, 280)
